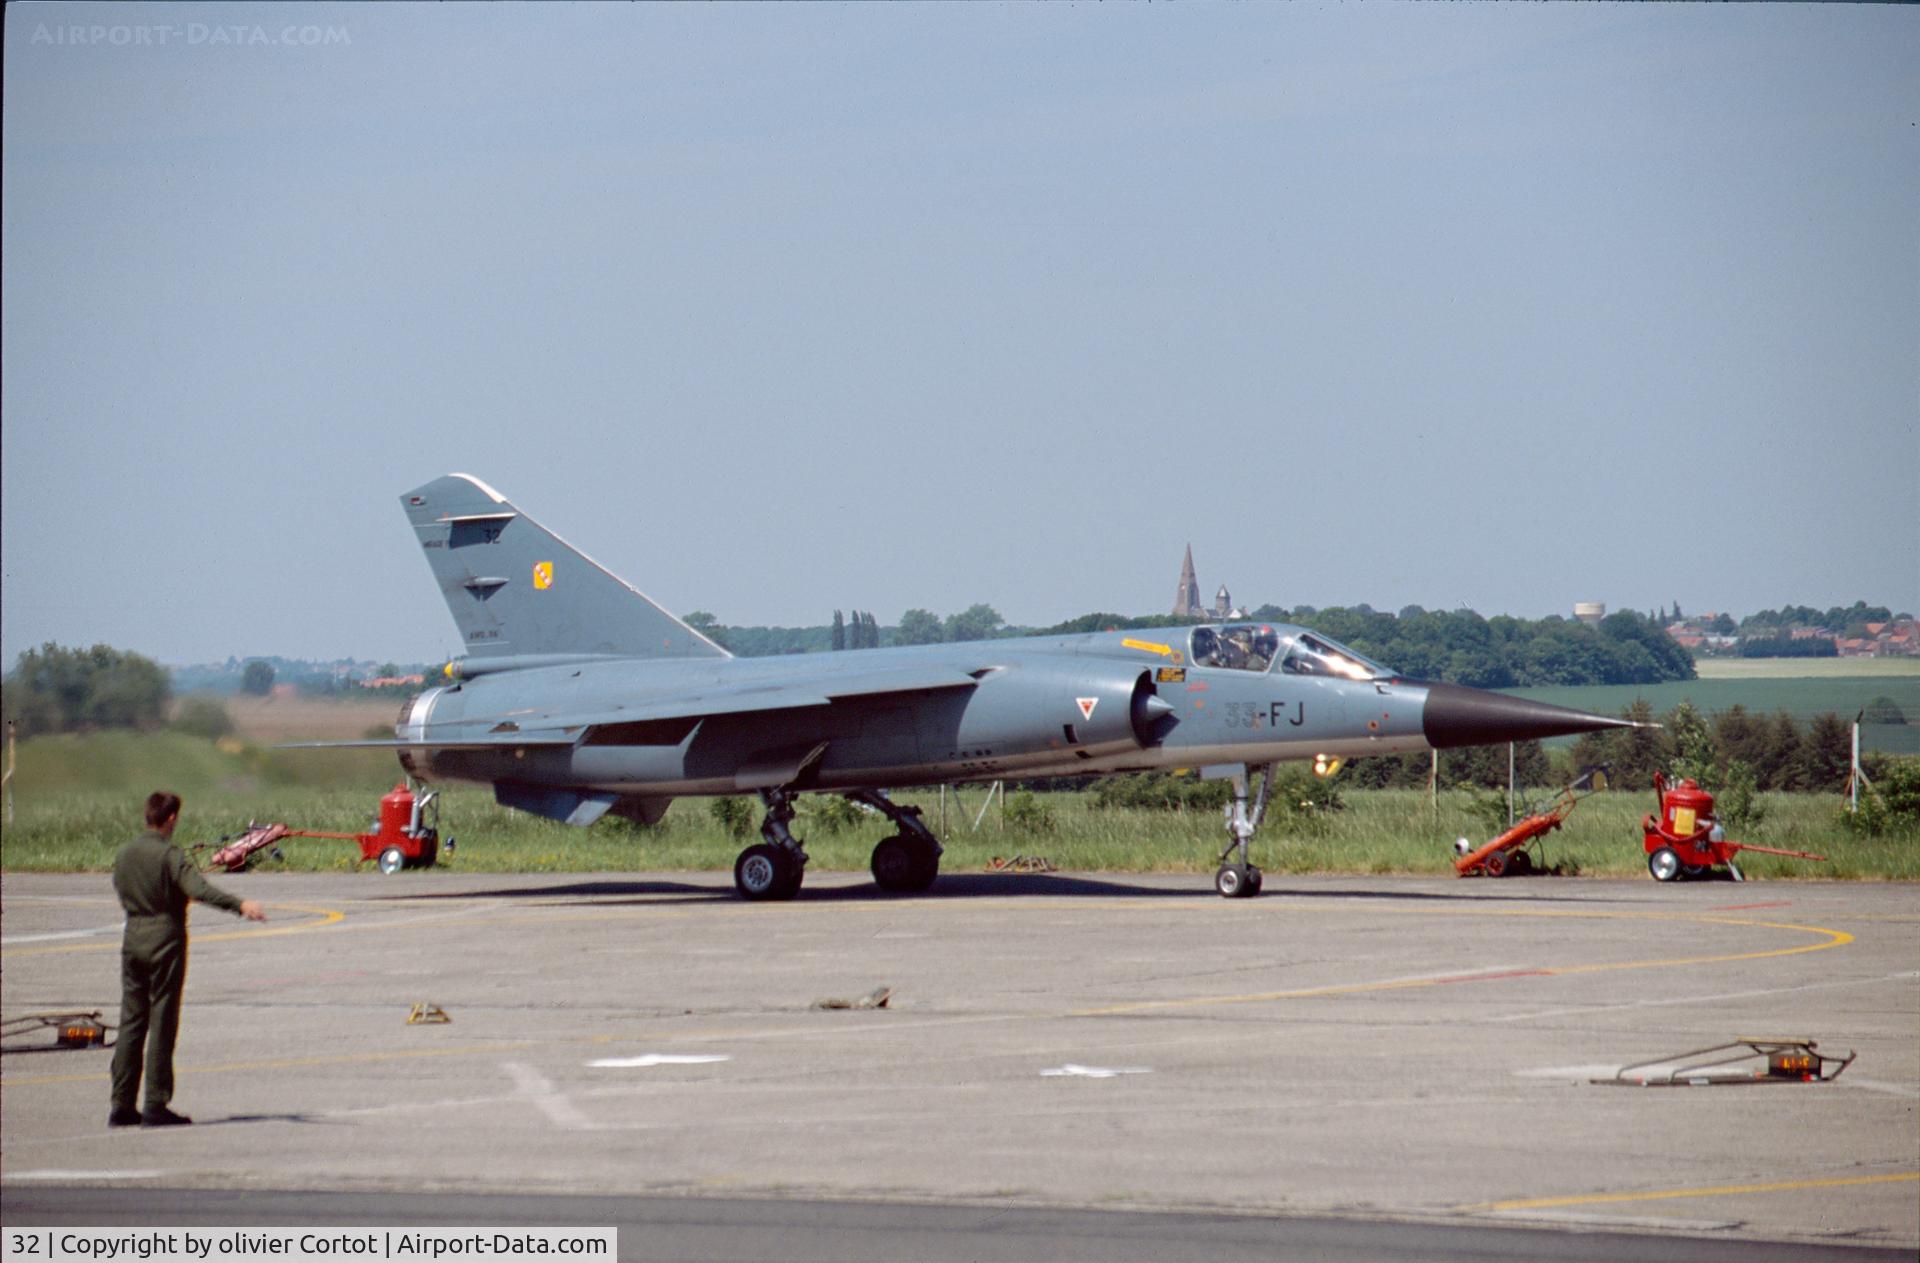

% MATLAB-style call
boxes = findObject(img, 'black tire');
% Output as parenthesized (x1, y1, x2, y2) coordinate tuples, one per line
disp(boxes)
(1680, 864, 1708, 880)
(1648, 847, 1681, 883)
(1485, 851, 1510, 878)
(1509, 850, 1533, 876)
(1215, 864, 1251, 898)
(871, 836, 938, 894)
(1245, 865, 1263, 896)
(735, 844, 800, 901)
(377, 845, 407, 876)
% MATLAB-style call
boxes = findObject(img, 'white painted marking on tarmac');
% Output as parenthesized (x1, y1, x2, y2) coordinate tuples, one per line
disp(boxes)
(589, 1054, 731, 1069)
(2, 924, 123, 944)
(1489, 1210, 1740, 1233)
(1843, 1079, 1920, 1099)
(1041, 1063, 1152, 1078)
(502, 1061, 598, 1130)
(4, 1170, 165, 1181)
(1512, 1064, 1627, 1081)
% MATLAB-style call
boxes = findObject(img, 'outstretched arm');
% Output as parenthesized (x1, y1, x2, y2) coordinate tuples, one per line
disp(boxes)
(166, 846, 262, 918)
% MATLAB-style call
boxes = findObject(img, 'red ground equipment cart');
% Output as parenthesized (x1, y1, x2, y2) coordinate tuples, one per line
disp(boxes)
(206, 782, 450, 875)
(1642, 772, 1824, 882)
(1453, 767, 1606, 878)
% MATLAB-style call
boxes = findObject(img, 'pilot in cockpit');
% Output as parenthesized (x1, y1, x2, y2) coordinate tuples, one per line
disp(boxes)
(1217, 628, 1251, 670)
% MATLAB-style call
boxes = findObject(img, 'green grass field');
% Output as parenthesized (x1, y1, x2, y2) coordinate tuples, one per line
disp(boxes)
(1693, 657, 1920, 680)
(4, 732, 1912, 881)
(1507, 676, 1920, 754)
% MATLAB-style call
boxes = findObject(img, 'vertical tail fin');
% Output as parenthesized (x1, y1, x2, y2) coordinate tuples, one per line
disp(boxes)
(401, 474, 728, 661)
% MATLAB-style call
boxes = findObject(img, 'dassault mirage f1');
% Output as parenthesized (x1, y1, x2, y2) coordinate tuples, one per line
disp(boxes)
(316, 474, 1636, 900)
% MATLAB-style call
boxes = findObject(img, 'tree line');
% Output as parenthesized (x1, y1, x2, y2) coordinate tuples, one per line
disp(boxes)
(685, 604, 1696, 687)
(1739, 602, 1898, 637)
(1332, 700, 1859, 797)
(2, 643, 172, 737)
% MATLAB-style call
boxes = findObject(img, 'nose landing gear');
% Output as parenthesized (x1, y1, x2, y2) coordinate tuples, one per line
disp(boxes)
(1215, 764, 1275, 898)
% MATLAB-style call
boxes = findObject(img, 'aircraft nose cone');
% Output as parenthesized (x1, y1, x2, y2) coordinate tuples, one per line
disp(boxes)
(1419, 681, 1639, 749)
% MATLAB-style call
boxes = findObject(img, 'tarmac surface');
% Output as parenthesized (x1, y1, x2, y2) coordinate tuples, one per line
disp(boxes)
(3, 869, 1916, 1256)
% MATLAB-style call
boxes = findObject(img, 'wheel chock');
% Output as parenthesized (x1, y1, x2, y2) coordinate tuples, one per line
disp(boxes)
(810, 986, 893, 1011)
(406, 1003, 451, 1025)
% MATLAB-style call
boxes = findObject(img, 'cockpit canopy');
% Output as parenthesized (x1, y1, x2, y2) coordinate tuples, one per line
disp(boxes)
(1187, 623, 1391, 680)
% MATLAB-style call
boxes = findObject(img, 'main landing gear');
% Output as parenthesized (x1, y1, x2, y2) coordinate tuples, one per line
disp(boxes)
(731, 788, 947, 901)
(850, 789, 943, 894)
(733, 789, 808, 901)
(1215, 764, 1275, 899)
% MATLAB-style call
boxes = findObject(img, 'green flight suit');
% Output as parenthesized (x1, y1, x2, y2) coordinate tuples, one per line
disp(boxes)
(109, 830, 246, 1115)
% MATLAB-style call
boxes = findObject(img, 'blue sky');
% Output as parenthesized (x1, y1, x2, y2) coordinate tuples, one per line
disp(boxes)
(4, 3, 1915, 665)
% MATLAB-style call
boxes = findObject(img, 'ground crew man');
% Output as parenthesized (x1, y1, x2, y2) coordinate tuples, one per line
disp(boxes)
(109, 791, 266, 1128)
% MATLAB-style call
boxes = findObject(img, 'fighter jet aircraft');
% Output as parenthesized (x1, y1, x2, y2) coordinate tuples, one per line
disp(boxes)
(315, 474, 1636, 899)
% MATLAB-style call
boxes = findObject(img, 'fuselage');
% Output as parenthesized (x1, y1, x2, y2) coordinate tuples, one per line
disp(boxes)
(395, 622, 1487, 799)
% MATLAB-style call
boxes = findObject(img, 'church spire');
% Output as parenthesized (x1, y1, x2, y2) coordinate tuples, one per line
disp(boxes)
(1173, 544, 1203, 617)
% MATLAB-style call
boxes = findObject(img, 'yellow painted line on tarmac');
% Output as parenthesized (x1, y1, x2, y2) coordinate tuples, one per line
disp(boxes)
(4, 904, 348, 957)
(1462, 1170, 1920, 1213)
(1073, 909, 1853, 1017)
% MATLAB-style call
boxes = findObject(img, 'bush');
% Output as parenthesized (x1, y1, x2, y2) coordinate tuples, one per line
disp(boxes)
(1871, 757, 1920, 825)
(1863, 696, 1909, 726)
(1713, 758, 1767, 833)
(1004, 790, 1057, 833)
(709, 797, 754, 839)
(1092, 772, 1231, 812)
(802, 795, 866, 834)
(172, 696, 235, 740)
(1269, 766, 1345, 820)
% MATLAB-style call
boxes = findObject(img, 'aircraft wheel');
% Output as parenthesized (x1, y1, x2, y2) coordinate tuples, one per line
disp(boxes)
(1484, 851, 1511, 878)
(1245, 865, 1263, 895)
(1509, 850, 1533, 876)
(1648, 847, 1681, 883)
(871, 836, 938, 894)
(735, 844, 801, 901)
(1215, 864, 1255, 898)
(377, 845, 407, 876)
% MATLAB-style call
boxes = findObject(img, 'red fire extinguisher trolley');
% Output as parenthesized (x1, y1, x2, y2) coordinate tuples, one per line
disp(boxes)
(1642, 772, 1824, 882)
